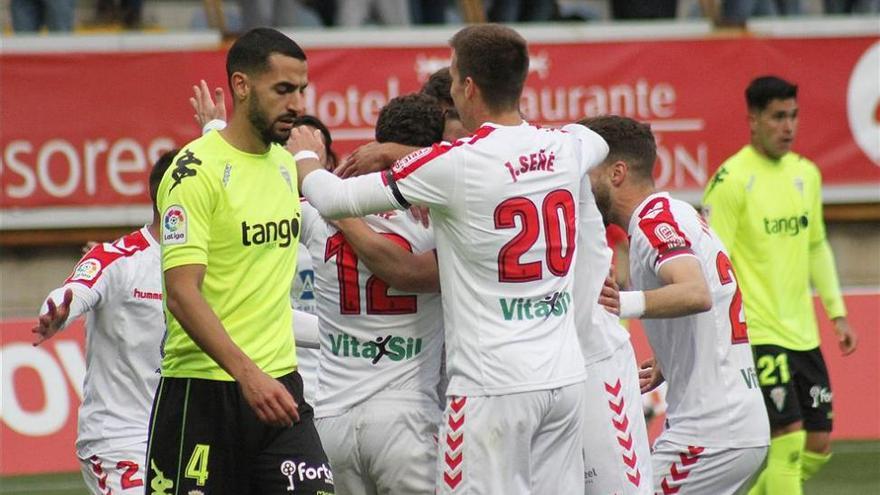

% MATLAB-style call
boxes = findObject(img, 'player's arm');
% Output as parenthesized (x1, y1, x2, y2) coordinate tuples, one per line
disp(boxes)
(618, 257, 712, 319)
(164, 264, 300, 426)
(333, 217, 440, 293)
(334, 141, 418, 178)
(292, 309, 319, 349)
(806, 169, 856, 355)
(701, 165, 742, 250)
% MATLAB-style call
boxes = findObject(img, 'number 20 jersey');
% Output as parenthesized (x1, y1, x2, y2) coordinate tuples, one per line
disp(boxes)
(627, 192, 769, 448)
(387, 122, 609, 397)
(299, 202, 444, 418)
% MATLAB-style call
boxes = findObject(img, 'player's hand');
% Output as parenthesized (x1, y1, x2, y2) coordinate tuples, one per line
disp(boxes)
(638, 357, 664, 394)
(32, 288, 73, 346)
(238, 366, 300, 427)
(832, 317, 857, 356)
(81, 240, 98, 255)
(287, 126, 327, 166)
(335, 141, 392, 178)
(598, 274, 620, 315)
(408, 206, 430, 228)
(190, 79, 226, 128)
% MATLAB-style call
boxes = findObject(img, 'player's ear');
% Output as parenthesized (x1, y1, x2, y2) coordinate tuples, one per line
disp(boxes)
(230, 71, 250, 103)
(610, 160, 627, 187)
(464, 76, 476, 100)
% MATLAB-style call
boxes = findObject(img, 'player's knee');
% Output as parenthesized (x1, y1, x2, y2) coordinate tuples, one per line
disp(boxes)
(805, 432, 831, 454)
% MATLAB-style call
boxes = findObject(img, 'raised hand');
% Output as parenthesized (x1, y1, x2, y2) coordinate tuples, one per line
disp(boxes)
(189, 79, 227, 128)
(32, 288, 73, 346)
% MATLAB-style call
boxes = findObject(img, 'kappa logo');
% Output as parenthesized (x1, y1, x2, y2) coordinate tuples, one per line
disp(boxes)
(162, 205, 187, 245)
(71, 258, 102, 281)
(169, 150, 202, 191)
(391, 147, 432, 174)
(149, 459, 173, 495)
(222, 163, 232, 188)
(705, 167, 728, 196)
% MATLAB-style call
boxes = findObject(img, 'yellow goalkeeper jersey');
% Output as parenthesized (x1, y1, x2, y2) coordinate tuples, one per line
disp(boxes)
(702, 145, 846, 351)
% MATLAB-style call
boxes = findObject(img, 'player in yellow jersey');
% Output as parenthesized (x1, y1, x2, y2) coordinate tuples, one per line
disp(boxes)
(146, 28, 334, 495)
(702, 76, 858, 495)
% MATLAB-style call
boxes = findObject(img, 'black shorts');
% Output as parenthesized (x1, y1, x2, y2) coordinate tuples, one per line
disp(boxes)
(753, 345, 833, 432)
(145, 371, 335, 495)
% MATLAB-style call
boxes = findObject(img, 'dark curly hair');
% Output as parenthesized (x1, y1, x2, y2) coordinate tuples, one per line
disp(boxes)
(578, 115, 657, 184)
(375, 93, 444, 147)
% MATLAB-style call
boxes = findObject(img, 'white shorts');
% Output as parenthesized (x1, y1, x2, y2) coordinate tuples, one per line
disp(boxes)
(651, 437, 767, 495)
(437, 383, 585, 494)
(78, 444, 146, 495)
(582, 342, 653, 495)
(315, 391, 441, 495)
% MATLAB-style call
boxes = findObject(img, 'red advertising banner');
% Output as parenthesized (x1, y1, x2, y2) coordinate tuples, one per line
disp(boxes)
(1, 36, 878, 227)
(1, 292, 878, 475)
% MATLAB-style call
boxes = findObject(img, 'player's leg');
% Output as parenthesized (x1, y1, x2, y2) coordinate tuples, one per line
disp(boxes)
(253, 371, 335, 494)
(653, 438, 766, 495)
(315, 412, 372, 495)
(794, 348, 834, 481)
(531, 382, 585, 494)
(435, 392, 541, 494)
(359, 391, 441, 494)
(144, 377, 248, 495)
(582, 343, 652, 494)
(747, 344, 804, 495)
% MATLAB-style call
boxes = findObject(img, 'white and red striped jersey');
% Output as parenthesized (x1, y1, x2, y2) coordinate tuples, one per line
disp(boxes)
(299, 202, 444, 418)
(40, 227, 163, 459)
(385, 122, 608, 396)
(627, 193, 769, 448)
(290, 247, 320, 406)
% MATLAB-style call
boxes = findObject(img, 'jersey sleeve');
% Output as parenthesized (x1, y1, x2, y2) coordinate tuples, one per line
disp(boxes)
(561, 123, 610, 173)
(386, 144, 457, 209)
(635, 197, 696, 274)
(43, 243, 120, 329)
(299, 199, 324, 247)
(701, 165, 743, 252)
(157, 148, 217, 270)
(805, 166, 847, 319)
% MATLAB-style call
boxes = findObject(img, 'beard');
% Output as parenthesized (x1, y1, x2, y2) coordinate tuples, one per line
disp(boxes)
(592, 181, 614, 225)
(248, 93, 296, 146)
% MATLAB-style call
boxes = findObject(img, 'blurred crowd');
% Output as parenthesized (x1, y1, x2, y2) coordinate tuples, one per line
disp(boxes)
(8, 0, 879, 34)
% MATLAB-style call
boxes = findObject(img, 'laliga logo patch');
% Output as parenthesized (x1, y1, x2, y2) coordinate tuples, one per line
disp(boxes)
(71, 258, 101, 281)
(162, 205, 187, 245)
(392, 147, 432, 174)
(847, 40, 880, 165)
(654, 223, 684, 247)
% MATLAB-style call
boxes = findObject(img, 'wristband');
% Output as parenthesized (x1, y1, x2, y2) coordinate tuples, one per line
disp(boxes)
(201, 119, 227, 135)
(619, 290, 646, 319)
(294, 150, 320, 162)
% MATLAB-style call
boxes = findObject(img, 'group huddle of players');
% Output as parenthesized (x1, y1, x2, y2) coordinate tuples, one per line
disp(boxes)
(34, 23, 854, 495)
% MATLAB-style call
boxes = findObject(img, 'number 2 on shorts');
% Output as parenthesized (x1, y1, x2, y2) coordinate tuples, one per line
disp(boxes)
(185, 444, 210, 486)
(757, 353, 790, 386)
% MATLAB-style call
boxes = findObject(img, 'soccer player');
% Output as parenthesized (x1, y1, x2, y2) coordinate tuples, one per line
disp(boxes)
(33, 149, 177, 495)
(420, 67, 470, 142)
(586, 115, 770, 495)
(702, 76, 858, 495)
(290, 24, 609, 494)
(147, 28, 333, 494)
(303, 93, 446, 494)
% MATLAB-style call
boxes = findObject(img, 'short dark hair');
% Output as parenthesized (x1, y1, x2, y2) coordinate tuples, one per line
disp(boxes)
(421, 67, 454, 109)
(150, 148, 180, 209)
(226, 28, 307, 90)
(746, 76, 798, 112)
(375, 93, 445, 147)
(579, 115, 657, 183)
(294, 115, 338, 170)
(449, 24, 528, 112)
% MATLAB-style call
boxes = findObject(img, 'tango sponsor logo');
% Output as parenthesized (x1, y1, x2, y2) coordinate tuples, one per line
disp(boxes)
(499, 290, 571, 321)
(763, 214, 808, 236)
(241, 216, 300, 248)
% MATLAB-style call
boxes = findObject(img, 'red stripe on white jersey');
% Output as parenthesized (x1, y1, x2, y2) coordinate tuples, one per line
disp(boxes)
(65, 230, 151, 288)
(636, 196, 693, 268)
(389, 125, 498, 183)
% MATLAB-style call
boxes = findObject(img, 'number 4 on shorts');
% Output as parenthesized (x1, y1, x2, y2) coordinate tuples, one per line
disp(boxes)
(185, 444, 210, 486)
